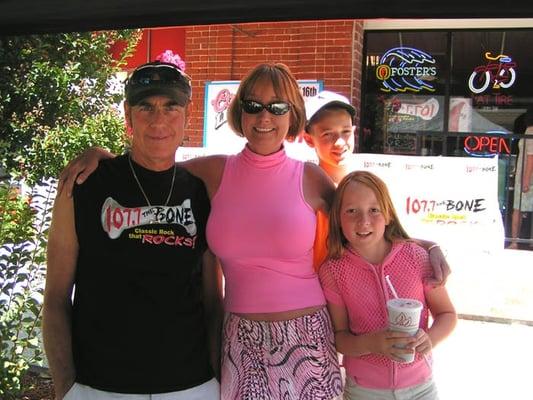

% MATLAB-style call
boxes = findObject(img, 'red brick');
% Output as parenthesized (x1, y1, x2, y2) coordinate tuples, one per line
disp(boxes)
(181, 21, 364, 144)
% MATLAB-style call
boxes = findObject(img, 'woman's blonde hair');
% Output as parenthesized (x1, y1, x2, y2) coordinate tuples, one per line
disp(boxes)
(227, 63, 306, 140)
(327, 170, 410, 259)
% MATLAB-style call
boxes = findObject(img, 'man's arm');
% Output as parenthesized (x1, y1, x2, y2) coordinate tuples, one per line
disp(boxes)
(42, 189, 78, 399)
(202, 249, 224, 381)
(522, 154, 533, 192)
(58, 147, 115, 197)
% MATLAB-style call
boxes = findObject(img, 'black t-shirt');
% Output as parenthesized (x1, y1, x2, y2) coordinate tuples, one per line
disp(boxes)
(72, 154, 212, 394)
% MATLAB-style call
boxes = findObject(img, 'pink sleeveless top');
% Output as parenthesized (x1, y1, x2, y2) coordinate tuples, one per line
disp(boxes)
(206, 146, 326, 313)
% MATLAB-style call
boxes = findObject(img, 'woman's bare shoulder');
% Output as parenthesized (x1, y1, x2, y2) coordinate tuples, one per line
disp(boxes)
(180, 154, 226, 174)
(304, 162, 335, 190)
(179, 154, 228, 197)
(304, 161, 326, 177)
(303, 162, 335, 212)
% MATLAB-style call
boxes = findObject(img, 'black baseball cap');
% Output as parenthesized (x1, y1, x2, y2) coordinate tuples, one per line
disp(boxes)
(125, 61, 192, 106)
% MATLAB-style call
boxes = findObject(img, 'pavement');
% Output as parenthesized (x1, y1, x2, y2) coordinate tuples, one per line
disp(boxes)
(432, 318, 532, 400)
(445, 247, 533, 323)
(430, 247, 533, 400)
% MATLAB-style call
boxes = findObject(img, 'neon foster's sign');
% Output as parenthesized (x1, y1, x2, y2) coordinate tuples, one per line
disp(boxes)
(376, 47, 437, 93)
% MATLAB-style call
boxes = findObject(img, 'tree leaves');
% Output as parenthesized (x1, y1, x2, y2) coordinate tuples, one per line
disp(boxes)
(0, 29, 140, 397)
(0, 30, 140, 183)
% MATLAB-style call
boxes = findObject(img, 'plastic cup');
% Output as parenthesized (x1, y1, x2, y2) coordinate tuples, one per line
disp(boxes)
(387, 298, 423, 363)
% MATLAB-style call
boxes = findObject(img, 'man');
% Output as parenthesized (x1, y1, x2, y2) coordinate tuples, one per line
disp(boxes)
(43, 61, 222, 400)
(509, 110, 533, 249)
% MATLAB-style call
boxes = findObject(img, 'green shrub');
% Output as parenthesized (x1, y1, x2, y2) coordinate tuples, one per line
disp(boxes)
(0, 182, 51, 398)
(0, 29, 139, 397)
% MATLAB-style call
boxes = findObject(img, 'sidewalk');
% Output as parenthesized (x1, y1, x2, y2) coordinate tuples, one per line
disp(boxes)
(433, 319, 532, 399)
(431, 247, 533, 399)
(445, 247, 533, 323)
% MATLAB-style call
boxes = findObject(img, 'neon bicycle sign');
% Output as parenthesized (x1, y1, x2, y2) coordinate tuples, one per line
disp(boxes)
(468, 52, 517, 94)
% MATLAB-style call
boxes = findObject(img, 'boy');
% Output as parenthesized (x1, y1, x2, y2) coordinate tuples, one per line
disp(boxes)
(303, 91, 357, 269)
(304, 91, 357, 185)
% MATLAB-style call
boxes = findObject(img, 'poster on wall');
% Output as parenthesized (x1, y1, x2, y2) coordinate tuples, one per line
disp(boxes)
(352, 153, 504, 253)
(383, 94, 444, 155)
(448, 97, 472, 132)
(203, 80, 322, 161)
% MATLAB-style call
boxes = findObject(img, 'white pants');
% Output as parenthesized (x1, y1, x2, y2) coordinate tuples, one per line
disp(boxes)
(63, 378, 220, 400)
(343, 376, 439, 400)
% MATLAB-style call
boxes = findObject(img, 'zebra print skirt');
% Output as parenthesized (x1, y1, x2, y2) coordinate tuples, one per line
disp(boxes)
(221, 307, 343, 400)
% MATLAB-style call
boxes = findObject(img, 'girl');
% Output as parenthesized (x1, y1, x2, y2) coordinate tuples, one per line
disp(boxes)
(319, 171, 457, 400)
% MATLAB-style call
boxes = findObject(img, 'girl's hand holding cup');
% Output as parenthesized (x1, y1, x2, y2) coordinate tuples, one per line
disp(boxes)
(409, 328, 433, 356)
(370, 329, 417, 363)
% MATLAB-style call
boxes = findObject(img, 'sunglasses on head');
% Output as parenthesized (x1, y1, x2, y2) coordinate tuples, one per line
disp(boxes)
(126, 63, 191, 86)
(241, 99, 291, 116)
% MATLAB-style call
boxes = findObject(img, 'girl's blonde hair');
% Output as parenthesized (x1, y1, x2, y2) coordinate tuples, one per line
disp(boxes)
(327, 170, 410, 259)
(227, 63, 306, 140)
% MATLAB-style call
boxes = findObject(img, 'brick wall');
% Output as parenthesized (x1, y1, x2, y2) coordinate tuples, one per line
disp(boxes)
(183, 20, 364, 146)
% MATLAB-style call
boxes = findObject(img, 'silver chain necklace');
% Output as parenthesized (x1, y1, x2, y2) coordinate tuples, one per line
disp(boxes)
(128, 152, 177, 207)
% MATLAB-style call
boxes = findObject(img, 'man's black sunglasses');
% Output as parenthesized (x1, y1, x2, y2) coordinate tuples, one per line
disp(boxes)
(126, 62, 191, 86)
(241, 100, 291, 116)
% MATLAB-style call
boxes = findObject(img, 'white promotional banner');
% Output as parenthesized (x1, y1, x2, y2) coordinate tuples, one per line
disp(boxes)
(203, 80, 322, 162)
(352, 153, 504, 253)
(175, 148, 503, 252)
(175, 146, 213, 161)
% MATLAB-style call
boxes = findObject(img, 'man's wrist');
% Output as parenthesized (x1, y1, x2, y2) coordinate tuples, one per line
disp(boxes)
(428, 244, 440, 252)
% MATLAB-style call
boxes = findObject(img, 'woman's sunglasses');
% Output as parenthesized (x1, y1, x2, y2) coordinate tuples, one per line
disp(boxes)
(241, 100, 291, 116)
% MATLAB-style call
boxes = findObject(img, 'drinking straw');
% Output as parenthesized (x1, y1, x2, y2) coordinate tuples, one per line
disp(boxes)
(385, 275, 399, 299)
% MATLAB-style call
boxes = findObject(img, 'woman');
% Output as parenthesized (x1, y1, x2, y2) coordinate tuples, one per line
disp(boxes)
(190, 63, 342, 399)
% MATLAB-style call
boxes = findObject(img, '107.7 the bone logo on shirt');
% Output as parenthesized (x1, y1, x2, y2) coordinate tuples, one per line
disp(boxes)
(101, 197, 197, 240)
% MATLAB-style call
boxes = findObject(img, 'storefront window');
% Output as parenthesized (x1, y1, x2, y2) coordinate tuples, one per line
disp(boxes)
(361, 28, 533, 246)
(361, 31, 448, 154)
